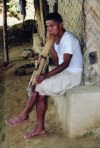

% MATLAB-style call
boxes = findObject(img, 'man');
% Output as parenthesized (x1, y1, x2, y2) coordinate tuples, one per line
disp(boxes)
(19, 0, 26, 21)
(5, 12, 83, 139)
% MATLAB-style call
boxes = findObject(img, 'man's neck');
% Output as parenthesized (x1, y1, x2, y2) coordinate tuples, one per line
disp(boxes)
(55, 29, 65, 44)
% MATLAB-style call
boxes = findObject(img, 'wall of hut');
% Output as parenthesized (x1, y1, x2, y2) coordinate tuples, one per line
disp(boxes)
(83, 0, 100, 85)
(33, 0, 46, 42)
(34, 0, 100, 85)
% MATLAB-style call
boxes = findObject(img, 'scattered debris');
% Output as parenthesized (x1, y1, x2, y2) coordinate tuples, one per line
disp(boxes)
(15, 63, 35, 76)
(21, 48, 34, 60)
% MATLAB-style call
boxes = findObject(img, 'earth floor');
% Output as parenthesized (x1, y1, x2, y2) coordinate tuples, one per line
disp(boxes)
(0, 44, 100, 148)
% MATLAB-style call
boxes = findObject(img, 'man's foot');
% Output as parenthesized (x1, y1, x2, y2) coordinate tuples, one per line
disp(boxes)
(24, 126, 46, 139)
(5, 113, 29, 127)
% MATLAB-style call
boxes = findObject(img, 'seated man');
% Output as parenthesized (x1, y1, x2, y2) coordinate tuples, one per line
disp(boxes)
(5, 12, 83, 139)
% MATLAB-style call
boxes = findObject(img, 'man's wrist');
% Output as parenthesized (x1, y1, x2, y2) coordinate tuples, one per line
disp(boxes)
(43, 74, 48, 80)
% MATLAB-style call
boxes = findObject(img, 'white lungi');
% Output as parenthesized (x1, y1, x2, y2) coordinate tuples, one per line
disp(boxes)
(35, 70, 82, 96)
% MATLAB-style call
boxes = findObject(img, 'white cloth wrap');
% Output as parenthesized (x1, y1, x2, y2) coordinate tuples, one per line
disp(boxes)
(34, 70, 82, 96)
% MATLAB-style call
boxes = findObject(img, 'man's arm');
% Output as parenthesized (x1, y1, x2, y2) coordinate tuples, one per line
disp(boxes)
(44, 53, 72, 79)
(35, 53, 72, 84)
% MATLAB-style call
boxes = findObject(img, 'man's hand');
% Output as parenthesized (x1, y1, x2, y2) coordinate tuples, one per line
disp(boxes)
(32, 74, 46, 85)
(47, 34, 56, 42)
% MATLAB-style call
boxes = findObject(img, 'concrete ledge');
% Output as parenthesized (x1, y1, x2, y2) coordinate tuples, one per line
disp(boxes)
(52, 86, 100, 138)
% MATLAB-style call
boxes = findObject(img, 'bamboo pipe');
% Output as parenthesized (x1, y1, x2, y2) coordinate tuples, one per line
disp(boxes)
(29, 36, 55, 90)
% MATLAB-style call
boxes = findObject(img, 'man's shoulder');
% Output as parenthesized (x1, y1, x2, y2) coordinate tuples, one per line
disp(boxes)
(62, 32, 80, 46)
(64, 31, 78, 40)
(61, 31, 80, 48)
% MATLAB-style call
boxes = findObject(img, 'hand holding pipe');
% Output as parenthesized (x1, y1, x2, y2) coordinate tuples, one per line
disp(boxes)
(31, 36, 55, 89)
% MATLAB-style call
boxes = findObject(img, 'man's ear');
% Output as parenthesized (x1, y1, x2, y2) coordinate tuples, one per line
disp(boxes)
(59, 23, 64, 29)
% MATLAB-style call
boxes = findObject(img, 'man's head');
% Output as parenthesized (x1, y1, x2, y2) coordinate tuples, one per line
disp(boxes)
(45, 12, 64, 36)
(46, 12, 63, 23)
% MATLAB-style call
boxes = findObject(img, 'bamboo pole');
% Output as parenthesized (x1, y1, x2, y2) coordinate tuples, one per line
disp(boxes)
(2, 0, 9, 65)
(28, 37, 54, 90)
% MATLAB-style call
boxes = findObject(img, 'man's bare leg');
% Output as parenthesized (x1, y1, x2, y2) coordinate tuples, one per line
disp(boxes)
(5, 91, 39, 127)
(24, 94, 47, 138)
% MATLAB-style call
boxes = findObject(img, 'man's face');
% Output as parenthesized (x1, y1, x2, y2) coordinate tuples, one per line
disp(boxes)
(46, 20, 62, 36)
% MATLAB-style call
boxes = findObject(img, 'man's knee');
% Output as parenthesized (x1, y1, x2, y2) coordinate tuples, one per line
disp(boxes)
(38, 94, 47, 102)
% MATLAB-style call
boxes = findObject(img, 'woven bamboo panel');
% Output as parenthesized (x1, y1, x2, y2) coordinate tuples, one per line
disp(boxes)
(58, 0, 84, 41)
(35, 1, 45, 43)
(84, 0, 100, 85)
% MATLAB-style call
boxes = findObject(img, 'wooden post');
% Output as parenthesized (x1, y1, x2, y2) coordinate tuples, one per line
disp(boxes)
(2, 0, 9, 65)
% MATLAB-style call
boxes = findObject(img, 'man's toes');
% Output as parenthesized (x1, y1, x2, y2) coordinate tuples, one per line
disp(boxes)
(5, 120, 14, 126)
(5, 118, 28, 127)
(24, 130, 46, 139)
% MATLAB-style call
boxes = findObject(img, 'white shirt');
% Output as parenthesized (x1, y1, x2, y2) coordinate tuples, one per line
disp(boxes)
(54, 31, 83, 73)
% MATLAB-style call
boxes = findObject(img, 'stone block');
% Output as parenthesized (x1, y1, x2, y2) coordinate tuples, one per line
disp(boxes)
(52, 86, 100, 138)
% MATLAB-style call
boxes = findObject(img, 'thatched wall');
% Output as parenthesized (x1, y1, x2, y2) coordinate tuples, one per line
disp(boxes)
(84, 0, 100, 85)
(58, 0, 84, 42)
(34, 0, 45, 42)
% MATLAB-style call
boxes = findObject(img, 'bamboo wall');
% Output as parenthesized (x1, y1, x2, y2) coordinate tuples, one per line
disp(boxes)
(84, 0, 100, 85)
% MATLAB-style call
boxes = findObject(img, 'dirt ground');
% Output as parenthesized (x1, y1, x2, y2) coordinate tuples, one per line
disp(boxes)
(0, 44, 100, 148)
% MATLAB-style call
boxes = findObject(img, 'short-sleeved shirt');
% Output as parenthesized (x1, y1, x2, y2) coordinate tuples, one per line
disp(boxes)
(54, 31, 83, 73)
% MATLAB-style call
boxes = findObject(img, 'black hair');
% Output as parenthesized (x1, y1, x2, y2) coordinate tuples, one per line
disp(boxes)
(46, 12, 63, 23)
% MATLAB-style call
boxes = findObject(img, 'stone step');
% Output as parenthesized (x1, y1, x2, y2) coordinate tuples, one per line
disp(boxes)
(51, 86, 100, 138)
